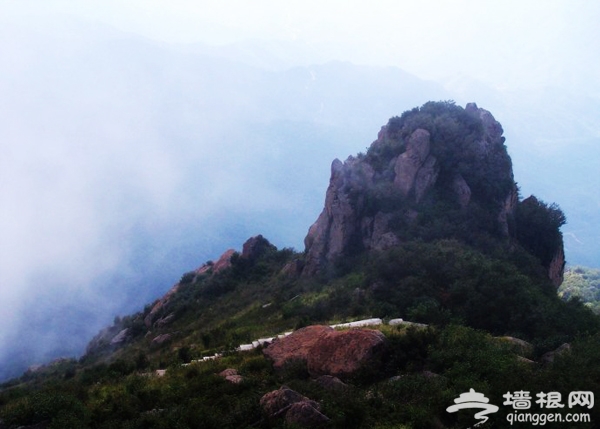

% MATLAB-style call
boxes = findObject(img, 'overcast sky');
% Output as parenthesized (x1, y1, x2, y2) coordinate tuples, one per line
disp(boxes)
(3, 0, 599, 93)
(1, 0, 599, 378)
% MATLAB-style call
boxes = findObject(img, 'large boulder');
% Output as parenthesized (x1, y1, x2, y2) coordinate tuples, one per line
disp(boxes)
(219, 368, 243, 384)
(307, 329, 387, 378)
(263, 325, 333, 372)
(263, 325, 387, 379)
(260, 386, 320, 417)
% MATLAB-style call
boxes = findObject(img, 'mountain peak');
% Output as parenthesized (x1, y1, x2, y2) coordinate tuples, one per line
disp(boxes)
(303, 101, 561, 284)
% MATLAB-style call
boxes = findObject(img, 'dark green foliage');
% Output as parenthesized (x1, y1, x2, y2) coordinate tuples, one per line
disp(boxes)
(1, 390, 89, 427)
(179, 271, 196, 285)
(516, 196, 566, 266)
(364, 239, 599, 340)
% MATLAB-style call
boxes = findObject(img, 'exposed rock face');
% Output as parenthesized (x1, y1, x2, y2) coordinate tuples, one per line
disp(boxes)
(110, 328, 130, 346)
(145, 283, 180, 328)
(302, 102, 534, 277)
(303, 158, 376, 276)
(212, 249, 235, 272)
(548, 245, 565, 287)
(451, 173, 472, 208)
(393, 128, 438, 201)
(263, 325, 387, 379)
(281, 258, 304, 277)
(155, 313, 175, 328)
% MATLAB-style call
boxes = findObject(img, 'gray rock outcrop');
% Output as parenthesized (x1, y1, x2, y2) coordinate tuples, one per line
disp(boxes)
(301, 102, 555, 279)
(260, 387, 329, 427)
(393, 128, 438, 201)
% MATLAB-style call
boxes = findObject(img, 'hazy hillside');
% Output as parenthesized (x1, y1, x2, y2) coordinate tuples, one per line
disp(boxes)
(0, 19, 450, 380)
(1, 17, 599, 381)
(1, 102, 598, 429)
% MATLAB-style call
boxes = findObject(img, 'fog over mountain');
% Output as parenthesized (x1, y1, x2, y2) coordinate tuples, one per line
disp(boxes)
(1, 4, 599, 380)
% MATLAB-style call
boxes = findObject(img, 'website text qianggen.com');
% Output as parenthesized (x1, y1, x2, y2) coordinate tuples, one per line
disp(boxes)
(507, 411, 590, 425)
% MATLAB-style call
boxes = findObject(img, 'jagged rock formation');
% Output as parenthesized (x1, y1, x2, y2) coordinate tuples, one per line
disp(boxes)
(303, 101, 563, 285)
(548, 246, 566, 287)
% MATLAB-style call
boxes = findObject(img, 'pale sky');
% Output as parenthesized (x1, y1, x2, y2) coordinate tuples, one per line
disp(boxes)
(3, 0, 599, 92)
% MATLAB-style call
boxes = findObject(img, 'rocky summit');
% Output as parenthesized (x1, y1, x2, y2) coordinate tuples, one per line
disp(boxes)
(303, 101, 564, 285)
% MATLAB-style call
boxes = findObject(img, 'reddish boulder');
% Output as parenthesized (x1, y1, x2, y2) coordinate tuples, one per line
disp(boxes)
(263, 325, 387, 380)
(263, 325, 333, 371)
(307, 329, 387, 378)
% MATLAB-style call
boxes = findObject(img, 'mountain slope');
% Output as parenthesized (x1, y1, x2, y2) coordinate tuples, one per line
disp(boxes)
(3, 102, 599, 429)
